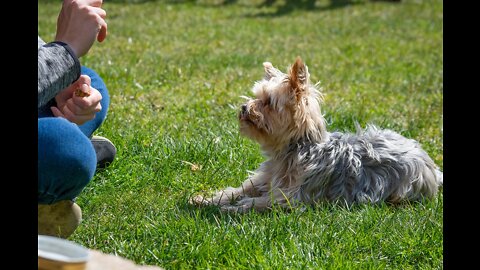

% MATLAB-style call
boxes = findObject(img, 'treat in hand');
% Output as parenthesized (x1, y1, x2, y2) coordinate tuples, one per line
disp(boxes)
(74, 87, 91, 97)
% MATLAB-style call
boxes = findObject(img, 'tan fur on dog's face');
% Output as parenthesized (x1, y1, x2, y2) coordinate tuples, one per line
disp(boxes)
(238, 57, 328, 154)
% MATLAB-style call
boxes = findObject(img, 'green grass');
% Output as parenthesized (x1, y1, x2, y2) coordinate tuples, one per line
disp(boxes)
(39, 0, 443, 269)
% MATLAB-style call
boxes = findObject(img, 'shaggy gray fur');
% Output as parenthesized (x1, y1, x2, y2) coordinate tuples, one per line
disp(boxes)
(198, 125, 444, 212)
(293, 125, 443, 205)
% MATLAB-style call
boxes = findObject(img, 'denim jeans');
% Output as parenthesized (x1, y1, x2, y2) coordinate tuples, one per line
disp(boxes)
(38, 66, 110, 204)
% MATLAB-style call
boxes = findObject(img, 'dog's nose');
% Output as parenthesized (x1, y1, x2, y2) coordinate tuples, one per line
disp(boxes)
(241, 104, 247, 113)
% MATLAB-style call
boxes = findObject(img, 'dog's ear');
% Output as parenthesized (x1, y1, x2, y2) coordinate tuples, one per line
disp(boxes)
(263, 62, 283, 80)
(289, 56, 309, 101)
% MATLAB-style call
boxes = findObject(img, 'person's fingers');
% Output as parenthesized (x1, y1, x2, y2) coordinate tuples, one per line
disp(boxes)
(62, 100, 76, 118)
(74, 113, 96, 125)
(52, 101, 97, 125)
(87, 2, 106, 41)
(76, 75, 92, 87)
(62, 0, 76, 8)
(69, 99, 102, 115)
(61, 101, 97, 125)
(50, 106, 66, 118)
(59, 76, 90, 100)
(86, 0, 103, 8)
(58, 103, 81, 123)
(79, 75, 92, 85)
(91, 7, 106, 19)
(97, 20, 108, 42)
(90, 7, 108, 42)
(61, 84, 76, 97)
(69, 110, 96, 125)
(94, 102, 102, 113)
(72, 87, 103, 113)
(75, 83, 92, 98)
(69, 98, 93, 115)
(69, 113, 96, 125)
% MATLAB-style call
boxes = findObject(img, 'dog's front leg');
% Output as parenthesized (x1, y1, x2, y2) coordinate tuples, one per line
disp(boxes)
(191, 186, 248, 207)
(191, 175, 269, 207)
(220, 196, 271, 213)
(220, 188, 293, 213)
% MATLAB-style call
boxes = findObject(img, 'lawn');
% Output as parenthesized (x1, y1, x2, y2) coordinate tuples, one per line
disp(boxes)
(38, 0, 443, 269)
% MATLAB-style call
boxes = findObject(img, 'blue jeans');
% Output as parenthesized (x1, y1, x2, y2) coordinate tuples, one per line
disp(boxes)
(38, 67, 110, 204)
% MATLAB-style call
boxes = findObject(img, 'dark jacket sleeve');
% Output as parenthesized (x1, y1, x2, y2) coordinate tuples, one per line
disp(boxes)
(38, 36, 81, 109)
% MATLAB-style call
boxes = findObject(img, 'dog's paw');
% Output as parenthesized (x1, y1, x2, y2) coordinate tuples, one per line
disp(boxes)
(189, 194, 211, 207)
(219, 197, 256, 213)
(190, 187, 246, 208)
(213, 187, 236, 197)
(209, 187, 242, 204)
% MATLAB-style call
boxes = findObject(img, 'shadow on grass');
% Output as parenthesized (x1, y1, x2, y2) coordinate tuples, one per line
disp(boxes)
(179, 199, 248, 224)
(250, 0, 402, 17)
(161, 0, 402, 17)
(38, 0, 403, 17)
(177, 190, 438, 225)
(177, 192, 295, 223)
(62, 0, 402, 9)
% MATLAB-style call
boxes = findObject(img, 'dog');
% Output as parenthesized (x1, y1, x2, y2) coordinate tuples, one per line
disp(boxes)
(192, 57, 443, 213)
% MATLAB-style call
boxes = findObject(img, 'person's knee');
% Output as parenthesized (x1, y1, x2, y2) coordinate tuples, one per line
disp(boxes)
(38, 118, 97, 203)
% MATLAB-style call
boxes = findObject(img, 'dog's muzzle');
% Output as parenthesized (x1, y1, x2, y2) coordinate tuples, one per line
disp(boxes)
(241, 104, 247, 114)
(239, 104, 249, 121)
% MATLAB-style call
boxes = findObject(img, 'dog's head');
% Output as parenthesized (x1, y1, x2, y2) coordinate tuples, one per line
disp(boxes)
(238, 57, 327, 154)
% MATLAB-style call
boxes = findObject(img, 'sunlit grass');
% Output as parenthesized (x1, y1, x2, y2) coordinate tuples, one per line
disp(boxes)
(39, 0, 443, 268)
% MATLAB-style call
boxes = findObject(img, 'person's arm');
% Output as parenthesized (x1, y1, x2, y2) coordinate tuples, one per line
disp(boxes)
(38, 0, 107, 110)
(38, 36, 81, 109)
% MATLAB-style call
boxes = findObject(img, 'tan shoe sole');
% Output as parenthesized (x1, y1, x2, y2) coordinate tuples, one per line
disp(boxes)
(38, 200, 82, 239)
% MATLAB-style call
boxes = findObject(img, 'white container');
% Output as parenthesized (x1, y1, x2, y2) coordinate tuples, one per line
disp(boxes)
(38, 235, 90, 270)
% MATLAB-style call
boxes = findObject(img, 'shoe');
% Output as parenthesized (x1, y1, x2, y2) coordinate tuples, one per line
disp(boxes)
(38, 200, 82, 239)
(91, 135, 117, 169)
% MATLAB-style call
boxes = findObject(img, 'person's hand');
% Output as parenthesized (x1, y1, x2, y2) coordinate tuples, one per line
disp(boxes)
(55, 0, 108, 58)
(51, 75, 103, 125)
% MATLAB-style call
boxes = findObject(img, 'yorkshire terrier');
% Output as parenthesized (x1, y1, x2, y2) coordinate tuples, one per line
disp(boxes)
(192, 57, 443, 213)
